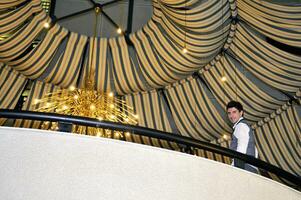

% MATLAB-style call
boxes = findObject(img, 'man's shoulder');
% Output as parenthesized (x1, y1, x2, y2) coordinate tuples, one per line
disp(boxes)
(236, 122, 249, 128)
(235, 122, 250, 131)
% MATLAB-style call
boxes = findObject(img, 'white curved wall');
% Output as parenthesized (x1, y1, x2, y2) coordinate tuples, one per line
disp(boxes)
(0, 127, 300, 200)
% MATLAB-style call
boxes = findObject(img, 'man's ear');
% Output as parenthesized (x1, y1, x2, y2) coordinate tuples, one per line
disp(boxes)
(240, 110, 244, 117)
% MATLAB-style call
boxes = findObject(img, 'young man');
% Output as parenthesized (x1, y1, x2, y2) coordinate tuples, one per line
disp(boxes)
(226, 101, 258, 173)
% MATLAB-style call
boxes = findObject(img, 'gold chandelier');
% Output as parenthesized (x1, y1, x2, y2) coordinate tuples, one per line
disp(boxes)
(34, 75, 138, 138)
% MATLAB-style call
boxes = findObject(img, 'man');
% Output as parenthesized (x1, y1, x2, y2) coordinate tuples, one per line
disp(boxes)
(226, 101, 258, 173)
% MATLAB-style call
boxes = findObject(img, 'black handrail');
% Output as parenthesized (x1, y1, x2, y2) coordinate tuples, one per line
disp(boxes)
(0, 109, 300, 188)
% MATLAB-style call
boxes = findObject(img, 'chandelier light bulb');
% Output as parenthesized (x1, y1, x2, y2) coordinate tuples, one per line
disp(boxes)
(221, 76, 227, 82)
(34, 99, 40, 105)
(90, 104, 96, 110)
(182, 48, 188, 54)
(69, 86, 76, 91)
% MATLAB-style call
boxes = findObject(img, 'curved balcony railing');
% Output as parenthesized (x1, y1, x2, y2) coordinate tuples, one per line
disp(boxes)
(0, 109, 300, 190)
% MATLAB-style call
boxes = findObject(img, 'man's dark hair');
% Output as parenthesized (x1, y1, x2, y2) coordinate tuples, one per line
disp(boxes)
(226, 101, 243, 112)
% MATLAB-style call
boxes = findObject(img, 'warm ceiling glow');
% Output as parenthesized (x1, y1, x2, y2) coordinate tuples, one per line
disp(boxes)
(221, 76, 227, 82)
(117, 28, 122, 34)
(43, 22, 50, 28)
(69, 86, 76, 91)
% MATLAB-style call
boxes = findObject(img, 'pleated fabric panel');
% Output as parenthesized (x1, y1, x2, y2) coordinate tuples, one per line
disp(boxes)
(8, 24, 68, 79)
(79, 37, 111, 92)
(91, 37, 111, 92)
(0, 0, 27, 9)
(0, 0, 41, 35)
(237, 0, 301, 47)
(0, 64, 27, 125)
(109, 37, 147, 94)
(230, 23, 301, 93)
(143, 20, 206, 71)
(254, 106, 301, 178)
(202, 54, 285, 123)
(124, 90, 180, 150)
(153, 0, 235, 59)
(0, 11, 51, 62)
(14, 81, 60, 128)
(130, 29, 180, 88)
(165, 78, 231, 141)
(43, 32, 87, 88)
(128, 0, 237, 90)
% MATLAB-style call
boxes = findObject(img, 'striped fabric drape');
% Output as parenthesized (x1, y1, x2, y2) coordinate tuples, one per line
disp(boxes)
(8, 24, 69, 79)
(0, 64, 27, 125)
(43, 32, 87, 88)
(230, 23, 301, 93)
(165, 78, 232, 141)
(0, 11, 51, 62)
(237, 0, 301, 47)
(109, 37, 147, 94)
(130, 29, 179, 88)
(0, 0, 28, 10)
(124, 90, 179, 150)
(255, 106, 301, 178)
(91, 37, 111, 92)
(0, 0, 42, 35)
(202, 54, 286, 123)
(78, 37, 112, 92)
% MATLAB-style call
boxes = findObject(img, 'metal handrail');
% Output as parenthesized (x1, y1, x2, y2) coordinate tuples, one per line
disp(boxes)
(0, 109, 300, 188)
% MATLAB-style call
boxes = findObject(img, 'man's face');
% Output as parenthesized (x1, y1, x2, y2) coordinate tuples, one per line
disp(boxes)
(227, 107, 243, 124)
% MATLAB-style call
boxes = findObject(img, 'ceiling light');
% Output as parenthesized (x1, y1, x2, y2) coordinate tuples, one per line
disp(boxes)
(43, 22, 50, 28)
(117, 28, 122, 34)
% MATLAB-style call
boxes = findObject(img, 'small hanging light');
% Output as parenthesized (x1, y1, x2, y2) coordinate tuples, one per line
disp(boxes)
(43, 22, 50, 29)
(221, 76, 227, 82)
(117, 28, 122, 34)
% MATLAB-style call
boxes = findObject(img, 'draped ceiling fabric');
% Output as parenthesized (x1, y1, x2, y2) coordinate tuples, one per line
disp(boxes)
(0, 0, 300, 184)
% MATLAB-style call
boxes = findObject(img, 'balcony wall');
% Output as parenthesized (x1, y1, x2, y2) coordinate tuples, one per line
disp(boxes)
(0, 127, 300, 200)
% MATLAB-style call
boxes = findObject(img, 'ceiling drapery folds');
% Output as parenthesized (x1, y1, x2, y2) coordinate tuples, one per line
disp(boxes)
(0, 0, 301, 183)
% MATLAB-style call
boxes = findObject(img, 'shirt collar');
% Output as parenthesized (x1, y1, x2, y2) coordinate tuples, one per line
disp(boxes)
(233, 117, 244, 129)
